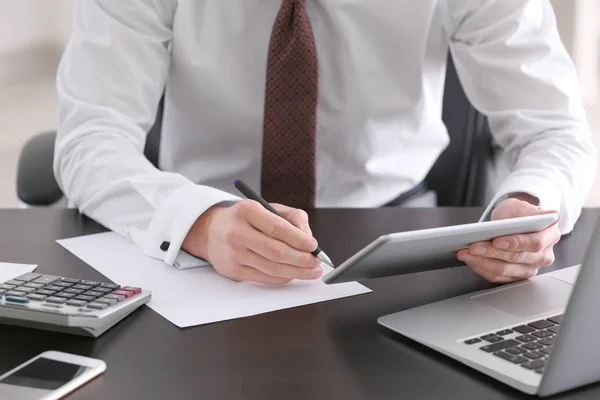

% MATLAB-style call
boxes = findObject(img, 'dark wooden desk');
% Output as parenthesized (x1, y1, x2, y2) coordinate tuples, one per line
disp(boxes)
(1, 208, 599, 400)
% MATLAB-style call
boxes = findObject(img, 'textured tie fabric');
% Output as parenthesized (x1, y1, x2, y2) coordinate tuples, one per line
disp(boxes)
(261, 0, 318, 209)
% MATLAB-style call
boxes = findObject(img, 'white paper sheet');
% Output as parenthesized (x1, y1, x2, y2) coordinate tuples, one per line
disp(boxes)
(547, 264, 580, 285)
(57, 232, 371, 328)
(0, 262, 37, 283)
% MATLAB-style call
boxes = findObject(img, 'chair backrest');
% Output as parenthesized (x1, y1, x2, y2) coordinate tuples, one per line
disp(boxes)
(427, 55, 496, 207)
(144, 54, 497, 207)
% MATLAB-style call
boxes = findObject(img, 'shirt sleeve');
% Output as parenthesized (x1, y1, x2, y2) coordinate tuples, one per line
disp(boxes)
(440, 0, 596, 233)
(54, 0, 240, 267)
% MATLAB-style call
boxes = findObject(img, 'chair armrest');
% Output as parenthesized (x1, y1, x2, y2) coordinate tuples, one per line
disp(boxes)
(16, 131, 64, 206)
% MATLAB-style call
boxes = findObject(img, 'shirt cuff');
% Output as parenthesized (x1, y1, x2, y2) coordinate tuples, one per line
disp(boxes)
(139, 184, 241, 267)
(479, 175, 562, 222)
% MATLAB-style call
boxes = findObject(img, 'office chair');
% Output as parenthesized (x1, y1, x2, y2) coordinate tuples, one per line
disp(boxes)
(16, 55, 496, 208)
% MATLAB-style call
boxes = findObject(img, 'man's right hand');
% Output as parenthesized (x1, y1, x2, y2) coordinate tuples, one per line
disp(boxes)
(182, 200, 323, 285)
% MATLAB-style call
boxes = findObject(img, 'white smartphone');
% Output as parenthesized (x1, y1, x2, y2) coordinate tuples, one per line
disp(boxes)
(0, 351, 106, 400)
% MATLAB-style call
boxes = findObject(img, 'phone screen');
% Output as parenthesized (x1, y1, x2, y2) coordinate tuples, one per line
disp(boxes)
(0, 357, 88, 391)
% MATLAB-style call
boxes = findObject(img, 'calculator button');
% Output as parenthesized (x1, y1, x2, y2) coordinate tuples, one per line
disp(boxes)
(99, 283, 120, 290)
(113, 290, 134, 298)
(72, 284, 93, 290)
(77, 308, 94, 313)
(46, 297, 67, 304)
(0, 284, 16, 291)
(66, 300, 87, 307)
(121, 286, 142, 294)
(5, 291, 26, 297)
(105, 294, 126, 302)
(42, 303, 64, 309)
(45, 285, 64, 292)
(61, 278, 81, 284)
(96, 298, 118, 306)
(54, 281, 74, 288)
(5, 296, 30, 304)
(4, 280, 23, 286)
(24, 282, 45, 289)
(15, 287, 35, 294)
(0, 289, 6, 295)
(83, 291, 103, 298)
(13, 273, 42, 282)
(81, 280, 100, 287)
(73, 295, 95, 302)
(93, 287, 113, 294)
(33, 275, 61, 285)
(87, 302, 108, 310)
(64, 288, 84, 294)
(36, 289, 57, 296)
(27, 294, 47, 301)
(54, 292, 76, 299)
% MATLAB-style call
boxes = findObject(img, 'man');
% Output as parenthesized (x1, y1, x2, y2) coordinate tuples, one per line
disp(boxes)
(54, 0, 595, 285)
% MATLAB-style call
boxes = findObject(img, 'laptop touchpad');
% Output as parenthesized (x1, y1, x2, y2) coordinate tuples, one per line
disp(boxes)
(471, 276, 573, 318)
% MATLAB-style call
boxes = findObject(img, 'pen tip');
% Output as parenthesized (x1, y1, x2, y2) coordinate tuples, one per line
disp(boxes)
(233, 178, 240, 185)
(319, 253, 334, 267)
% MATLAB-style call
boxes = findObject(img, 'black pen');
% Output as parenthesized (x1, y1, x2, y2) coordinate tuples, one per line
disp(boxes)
(233, 179, 334, 267)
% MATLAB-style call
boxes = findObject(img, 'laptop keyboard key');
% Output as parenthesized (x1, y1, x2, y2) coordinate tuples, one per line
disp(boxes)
(538, 337, 555, 346)
(480, 335, 503, 343)
(524, 351, 545, 360)
(547, 315, 563, 324)
(532, 330, 553, 338)
(528, 320, 555, 330)
(522, 359, 546, 370)
(516, 335, 536, 343)
(513, 325, 536, 334)
(535, 369, 545, 374)
(465, 338, 482, 345)
(540, 347, 553, 355)
(494, 352, 528, 364)
(522, 342, 543, 351)
(480, 339, 520, 353)
(496, 329, 513, 336)
(548, 326, 560, 334)
(506, 347, 527, 355)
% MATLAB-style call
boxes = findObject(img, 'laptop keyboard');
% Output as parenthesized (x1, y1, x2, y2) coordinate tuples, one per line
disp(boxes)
(462, 315, 563, 374)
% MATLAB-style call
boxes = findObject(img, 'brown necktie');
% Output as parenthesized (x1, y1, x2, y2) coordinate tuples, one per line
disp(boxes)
(261, 0, 318, 209)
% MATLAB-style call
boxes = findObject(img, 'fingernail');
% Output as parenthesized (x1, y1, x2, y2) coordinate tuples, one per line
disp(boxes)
(496, 240, 510, 250)
(458, 252, 473, 261)
(313, 258, 322, 268)
(471, 245, 487, 256)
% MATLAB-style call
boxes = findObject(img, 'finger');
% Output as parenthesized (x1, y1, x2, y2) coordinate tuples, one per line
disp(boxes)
(240, 201, 317, 252)
(243, 250, 322, 280)
(467, 242, 539, 265)
(228, 264, 293, 286)
(468, 263, 520, 284)
(229, 226, 320, 269)
(271, 203, 312, 236)
(457, 250, 538, 281)
(491, 225, 561, 253)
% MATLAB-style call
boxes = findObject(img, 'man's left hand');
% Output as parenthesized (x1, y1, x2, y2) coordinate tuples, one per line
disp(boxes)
(457, 195, 560, 283)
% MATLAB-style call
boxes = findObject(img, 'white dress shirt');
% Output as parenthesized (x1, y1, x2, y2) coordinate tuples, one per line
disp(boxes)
(55, 0, 596, 268)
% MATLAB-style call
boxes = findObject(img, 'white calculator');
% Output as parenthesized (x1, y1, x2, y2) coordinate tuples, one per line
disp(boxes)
(0, 272, 151, 337)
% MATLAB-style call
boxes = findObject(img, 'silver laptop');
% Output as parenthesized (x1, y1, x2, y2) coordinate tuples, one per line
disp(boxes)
(378, 224, 600, 397)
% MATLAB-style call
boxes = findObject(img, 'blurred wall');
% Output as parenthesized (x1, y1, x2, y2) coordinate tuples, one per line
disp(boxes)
(0, 0, 74, 87)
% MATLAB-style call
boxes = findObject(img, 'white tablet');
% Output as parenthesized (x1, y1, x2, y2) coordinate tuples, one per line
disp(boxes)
(322, 213, 559, 284)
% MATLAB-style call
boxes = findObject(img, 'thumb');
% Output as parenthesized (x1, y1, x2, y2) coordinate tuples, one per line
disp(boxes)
(270, 203, 313, 236)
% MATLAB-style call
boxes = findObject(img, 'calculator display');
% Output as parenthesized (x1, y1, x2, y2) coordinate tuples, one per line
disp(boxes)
(0, 357, 88, 391)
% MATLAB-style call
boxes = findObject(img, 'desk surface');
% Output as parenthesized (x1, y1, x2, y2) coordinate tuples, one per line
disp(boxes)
(0, 208, 599, 400)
